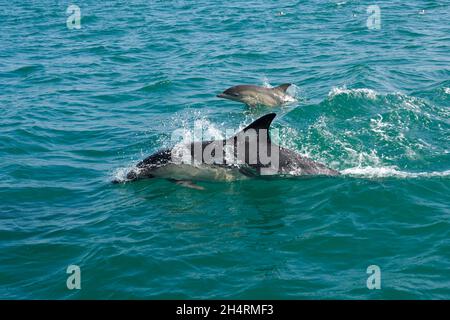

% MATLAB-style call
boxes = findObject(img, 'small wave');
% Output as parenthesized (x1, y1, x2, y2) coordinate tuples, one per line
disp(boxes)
(9, 64, 44, 76)
(341, 166, 450, 179)
(444, 88, 450, 95)
(138, 80, 171, 92)
(328, 86, 378, 100)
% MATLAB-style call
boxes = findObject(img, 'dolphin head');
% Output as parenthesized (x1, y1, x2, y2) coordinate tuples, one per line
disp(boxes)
(217, 85, 246, 102)
(124, 149, 172, 181)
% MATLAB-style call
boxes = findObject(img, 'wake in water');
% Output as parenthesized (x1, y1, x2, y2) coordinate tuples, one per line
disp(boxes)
(341, 166, 450, 179)
(271, 85, 449, 180)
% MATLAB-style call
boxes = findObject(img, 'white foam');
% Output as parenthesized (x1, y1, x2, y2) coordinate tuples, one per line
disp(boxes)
(370, 114, 391, 141)
(341, 166, 450, 178)
(282, 94, 297, 104)
(444, 88, 450, 94)
(328, 86, 378, 100)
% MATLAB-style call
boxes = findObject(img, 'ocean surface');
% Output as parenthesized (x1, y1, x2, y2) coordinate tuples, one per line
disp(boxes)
(1, 0, 449, 299)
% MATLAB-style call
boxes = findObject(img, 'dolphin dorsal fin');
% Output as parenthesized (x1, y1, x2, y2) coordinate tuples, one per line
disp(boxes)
(274, 83, 292, 93)
(241, 113, 276, 133)
(230, 113, 277, 151)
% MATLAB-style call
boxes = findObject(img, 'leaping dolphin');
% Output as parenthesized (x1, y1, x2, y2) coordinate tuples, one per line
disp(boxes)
(217, 84, 295, 107)
(115, 113, 339, 189)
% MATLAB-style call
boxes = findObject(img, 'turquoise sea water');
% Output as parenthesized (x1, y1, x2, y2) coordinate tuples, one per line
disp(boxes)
(1, 0, 449, 299)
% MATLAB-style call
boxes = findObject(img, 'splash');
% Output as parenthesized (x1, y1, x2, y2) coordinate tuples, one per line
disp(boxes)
(259, 77, 300, 104)
(111, 163, 139, 183)
(284, 84, 302, 103)
(261, 76, 272, 88)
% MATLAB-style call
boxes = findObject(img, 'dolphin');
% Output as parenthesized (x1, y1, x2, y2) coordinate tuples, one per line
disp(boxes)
(115, 113, 339, 188)
(217, 84, 295, 107)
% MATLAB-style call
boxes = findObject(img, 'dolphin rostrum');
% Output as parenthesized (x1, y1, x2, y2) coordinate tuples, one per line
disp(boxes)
(115, 113, 339, 188)
(217, 84, 296, 107)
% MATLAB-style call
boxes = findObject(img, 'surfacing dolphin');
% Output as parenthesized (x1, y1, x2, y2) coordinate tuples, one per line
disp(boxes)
(115, 113, 339, 189)
(217, 84, 295, 107)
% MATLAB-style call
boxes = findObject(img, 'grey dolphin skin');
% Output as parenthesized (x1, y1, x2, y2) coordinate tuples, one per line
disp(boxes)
(115, 113, 339, 188)
(217, 84, 295, 107)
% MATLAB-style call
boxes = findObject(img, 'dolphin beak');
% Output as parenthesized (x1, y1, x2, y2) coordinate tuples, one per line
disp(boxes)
(217, 93, 226, 98)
